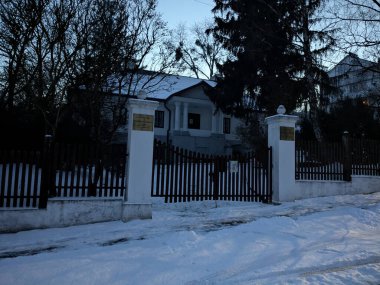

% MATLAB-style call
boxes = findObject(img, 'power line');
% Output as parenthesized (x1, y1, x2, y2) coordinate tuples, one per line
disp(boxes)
(192, 0, 213, 7)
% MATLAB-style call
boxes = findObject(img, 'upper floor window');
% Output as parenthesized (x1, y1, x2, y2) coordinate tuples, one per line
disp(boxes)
(155, 110, 164, 128)
(223, 117, 231, 134)
(188, 113, 200, 129)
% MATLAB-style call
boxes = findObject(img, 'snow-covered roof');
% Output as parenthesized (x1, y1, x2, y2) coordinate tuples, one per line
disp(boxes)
(110, 73, 216, 101)
(328, 54, 377, 77)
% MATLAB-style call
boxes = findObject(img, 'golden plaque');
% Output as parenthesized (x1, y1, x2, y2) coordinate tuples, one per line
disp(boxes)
(280, 126, 294, 141)
(133, 114, 154, 131)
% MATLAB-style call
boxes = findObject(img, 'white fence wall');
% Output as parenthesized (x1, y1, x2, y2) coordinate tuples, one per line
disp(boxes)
(0, 198, 123, 233)
(294, 176, 380, 201)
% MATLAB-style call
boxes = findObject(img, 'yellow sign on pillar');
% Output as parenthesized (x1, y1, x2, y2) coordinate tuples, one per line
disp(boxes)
(280, 126, 294, 141)
(133, 114, 154, 131)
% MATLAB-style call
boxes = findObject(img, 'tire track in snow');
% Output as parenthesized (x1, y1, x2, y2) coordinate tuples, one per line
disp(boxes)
(185, 255, 380, 284)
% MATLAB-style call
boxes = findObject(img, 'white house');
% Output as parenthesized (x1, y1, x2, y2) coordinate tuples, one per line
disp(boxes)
(114, 74, 244, 155)
(327, 53, 380, 109)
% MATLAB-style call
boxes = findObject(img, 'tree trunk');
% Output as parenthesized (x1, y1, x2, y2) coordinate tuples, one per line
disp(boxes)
(302, 0, 324, 142)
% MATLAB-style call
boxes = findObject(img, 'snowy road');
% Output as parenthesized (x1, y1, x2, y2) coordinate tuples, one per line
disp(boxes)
(1, 193, 380, 284)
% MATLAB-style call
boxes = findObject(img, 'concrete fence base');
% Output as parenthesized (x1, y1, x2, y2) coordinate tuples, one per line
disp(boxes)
(292, 176, 380, 201)
(0, 198, 123, 233)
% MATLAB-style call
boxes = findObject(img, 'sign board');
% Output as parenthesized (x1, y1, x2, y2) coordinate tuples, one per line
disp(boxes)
(280, 126, 294, 141)
(228, 161, 239, 173)
(132, 114, 154, 132)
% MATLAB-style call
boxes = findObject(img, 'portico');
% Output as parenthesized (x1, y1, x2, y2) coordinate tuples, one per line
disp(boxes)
(171, 97, 224, 136)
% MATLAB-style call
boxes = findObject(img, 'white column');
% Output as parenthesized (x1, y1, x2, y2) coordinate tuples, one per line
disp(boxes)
(265, 107, 298, 203)
(211, 107, 217, 133)
(122, 98, 159, 222)
(174, 101, 181, 131)
(183, 102, 189, 131)
(218, 111, 224, 134)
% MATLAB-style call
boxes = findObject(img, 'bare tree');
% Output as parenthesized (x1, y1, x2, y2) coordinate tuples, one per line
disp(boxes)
(0, 0, 87, 137)
(293, 0, 336, 142)
(0, 0, 44, 109)
(0, 0, 178, 143)
(174, 21, 225, 79)
(73, 0, 178, 144)
(326, 0, 380, 63)
(324, 0, 380, 111)
(28, 0, 85, 137)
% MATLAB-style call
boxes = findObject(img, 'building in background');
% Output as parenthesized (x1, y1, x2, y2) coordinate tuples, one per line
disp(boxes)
(114, 74, 244, 155)
(327, 53, 380, 112)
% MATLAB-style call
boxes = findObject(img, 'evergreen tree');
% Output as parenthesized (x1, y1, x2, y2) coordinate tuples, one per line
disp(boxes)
(209, 0, 304, 117)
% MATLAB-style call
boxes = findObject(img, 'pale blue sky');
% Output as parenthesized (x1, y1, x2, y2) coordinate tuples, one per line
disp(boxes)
(157, 0, 214, 28)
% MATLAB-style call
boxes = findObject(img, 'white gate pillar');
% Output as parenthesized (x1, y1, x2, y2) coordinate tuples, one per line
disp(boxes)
(265, 106, 298, 203)
(122, 96, 159, 222)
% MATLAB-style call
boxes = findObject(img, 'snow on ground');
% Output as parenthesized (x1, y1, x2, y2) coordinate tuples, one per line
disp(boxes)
(0, 193, 380, 285)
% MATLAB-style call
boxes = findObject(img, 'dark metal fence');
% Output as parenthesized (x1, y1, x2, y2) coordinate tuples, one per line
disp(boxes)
(351, 138, 380, 176)
(152, 140, 272, 203)
(296, 136, 380, 181)
(47, 143, 126, 199)
(295, 140, 348, 181)
(0, 141, 126, 209)
(0, 149, 42, 208)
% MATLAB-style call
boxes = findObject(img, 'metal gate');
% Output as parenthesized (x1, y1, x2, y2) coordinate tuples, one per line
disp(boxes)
(151, 140, 272, 203)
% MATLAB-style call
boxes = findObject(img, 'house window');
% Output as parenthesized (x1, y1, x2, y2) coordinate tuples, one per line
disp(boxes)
(188, 113, 200, 129)
(223, 117, 231, 134)
(155, 110, 164, 128)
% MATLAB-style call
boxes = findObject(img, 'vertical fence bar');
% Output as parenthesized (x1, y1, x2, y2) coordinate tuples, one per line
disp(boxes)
(157, 141, 163, 196)
(222, 156, 227, 201)
(99, 145, 106, 196)
(32, 151, 40, 208)
(5, 151, 14, 207)
(153, 140, 159, 197)
(151, 141, 156, 197)
(73, 145, 83, 197)
(64, 145, 71, 197)
(179, 148, 184, 202)
(247, 153, 252, 201)
(56, 143, 63, 196)
(342, 132, 352, 181)
(203, 154, 208, 200)
(19, 150, 27, 207)
(40, 135, 52, 208)
(81, 144, 89, 197)
(183, 149, 188, 202)
(169, 145, 175, 203)
(12, 151, 20, 207)
(174, 147, 179, 203)
(0, 150, 6, 207)
(192, 151, 196, 201)
(25, 150, 34, 207)
(68, 144, 75, 197)
(187, 151, 192, 202)
(200, 153, 205, 201)
(109, 145, 116, 197)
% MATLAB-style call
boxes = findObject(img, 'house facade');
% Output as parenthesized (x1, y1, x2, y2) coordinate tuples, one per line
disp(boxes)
(327, 53, 380, 110)
(115, 74, 244, 155)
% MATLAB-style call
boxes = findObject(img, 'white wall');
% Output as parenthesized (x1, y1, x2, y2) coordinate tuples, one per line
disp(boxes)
(293, 176, 380, 201)
(0, 198, 123, 233)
